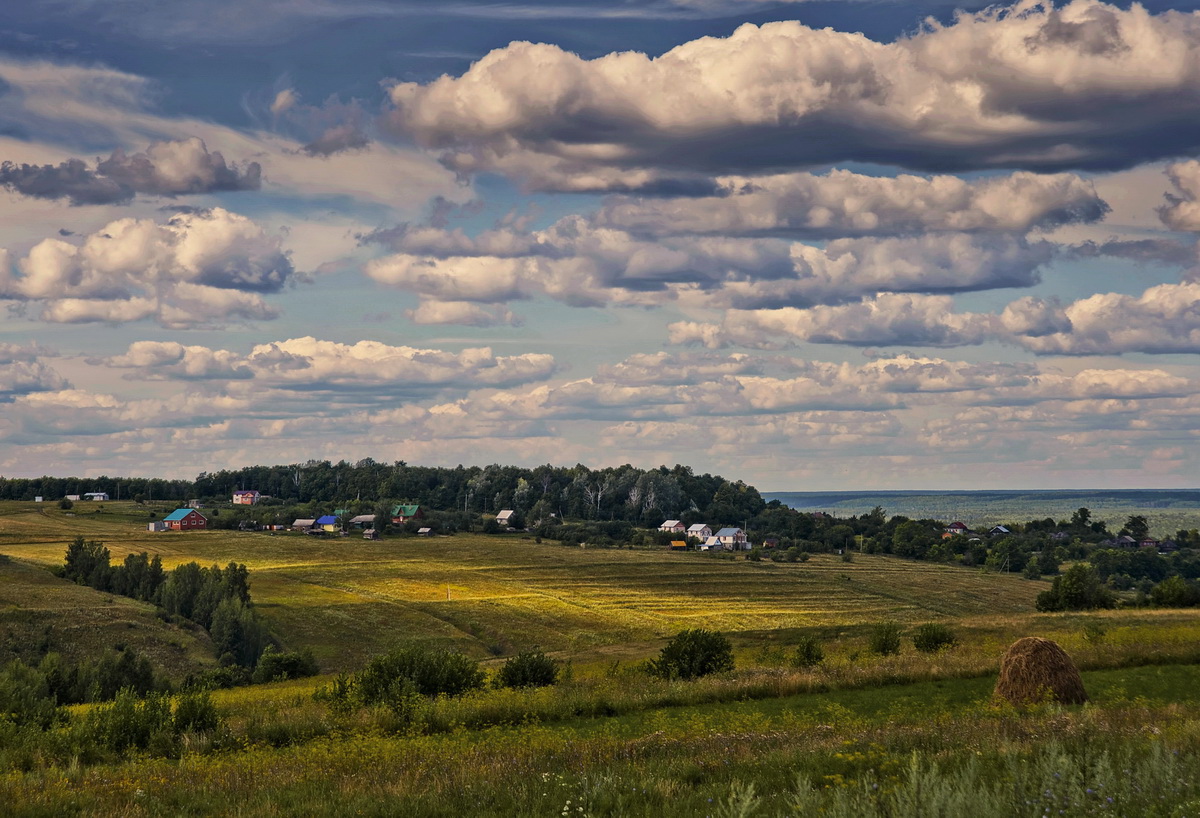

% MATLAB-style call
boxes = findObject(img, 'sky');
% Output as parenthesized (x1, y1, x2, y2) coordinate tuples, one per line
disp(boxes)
(1, 0, 1199, 491)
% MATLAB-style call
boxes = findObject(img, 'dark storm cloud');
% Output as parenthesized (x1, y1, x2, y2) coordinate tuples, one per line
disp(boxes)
(0, 138, 260, 205)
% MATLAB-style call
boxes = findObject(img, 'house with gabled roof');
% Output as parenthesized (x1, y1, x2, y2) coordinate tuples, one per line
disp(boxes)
(687, 523, 712, 540)
(699, 536, 724, 552)
(232, 490, 260, 505)
(715, 527, 748, 550)
(163, 509, 206, 531)
(659, 520, 685, 534)
(391, 504, 422, 524)
(496, 509, 515, 526)
(349, 514, 375, 528)
(292, 518, 317, 532)
(944, 522, 971, 537)
(989, 525, 1011, 537)
(669, 540, 688, 551)
(316, 515, 339, 533)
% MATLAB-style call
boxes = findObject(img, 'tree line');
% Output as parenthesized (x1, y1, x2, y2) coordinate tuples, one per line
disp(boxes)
(58, 537, 269, 669)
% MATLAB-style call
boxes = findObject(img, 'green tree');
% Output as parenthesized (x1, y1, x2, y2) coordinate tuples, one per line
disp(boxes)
(1036, 564, 1115, 611)
(1150, 576, 1200, 608)
(649, 629, 734, 680)
(1122, 515, 1150, 540)
(494, 650, 559, 689)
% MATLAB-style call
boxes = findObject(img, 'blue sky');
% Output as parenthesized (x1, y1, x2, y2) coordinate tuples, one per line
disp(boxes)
(1, 0, 1200, 490)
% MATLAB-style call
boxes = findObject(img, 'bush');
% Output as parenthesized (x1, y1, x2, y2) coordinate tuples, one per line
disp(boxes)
(868, 622, 902, 656)
(58, 498, 73, 510)
(355, 643, 486, 703)
(1036, 564, 1116, 611)
(251, 647, 320, 684)
(648, 629, 734, 680)
(911, 623, 957, 653)
(173, 690, 219, 733)
(791, 635, 824, 668)
(494, 650, 559, 689)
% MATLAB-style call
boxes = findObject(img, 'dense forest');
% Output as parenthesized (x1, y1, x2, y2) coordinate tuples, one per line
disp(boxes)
(0, 461, 768, 528)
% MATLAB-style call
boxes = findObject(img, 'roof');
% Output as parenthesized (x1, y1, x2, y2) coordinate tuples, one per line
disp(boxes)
(496, 509, 515, 519)
(661, 520, 681, 527)
(164, 509, 202, 522)
(350, 514, 375, 524)
(392, 504, 421, 516)
(418, 527, 432, 533)
(687, 523, 709, 531)
(316, 515, 338, 525)
(670, 540, 687, 547)
(715, 527, 743, 537)
(233, 490, 258, 496)
(947, 521, 969, 529)
(292, 518, 316, 527)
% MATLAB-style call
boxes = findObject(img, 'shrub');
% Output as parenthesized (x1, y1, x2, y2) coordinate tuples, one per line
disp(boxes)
(494, 650, 559, 689)
(252, 647, 320, 684)
(355, 643, 485, 702)
(1150, 576, 1200, 608)
(1035, 564, 1115, 611)
(911, 623, 957, 653)
(58, 498, 73, 510)
(791, 635, 824, 668)
(173, 690, 219, 733)
(648, 629, 734, 680)
(868, 623, 902, 656)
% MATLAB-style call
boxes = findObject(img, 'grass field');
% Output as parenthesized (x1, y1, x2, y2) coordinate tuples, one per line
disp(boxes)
(0, 500, 1043, 671)
(4, 500, 1200, 816)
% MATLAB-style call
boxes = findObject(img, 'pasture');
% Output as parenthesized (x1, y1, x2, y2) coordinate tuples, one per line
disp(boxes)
(0, 500, 1044, 671)
(4, 500, 1200, 816)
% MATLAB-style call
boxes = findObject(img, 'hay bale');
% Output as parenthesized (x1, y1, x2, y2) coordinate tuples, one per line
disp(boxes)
(994, 637, 1087, 706)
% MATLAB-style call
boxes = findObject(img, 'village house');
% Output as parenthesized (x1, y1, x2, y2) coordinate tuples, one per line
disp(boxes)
(989, 525, 1011, 537)
(232, 490, 260, 505)
(83, 492, 109, 501)
(658, 520, 686, 534)
(495, 509, 516, 527)
(699, 536, 724, 552)
(163, 509, 207, 531)
(349, 514, 375, 528)
(715, 527, 749, 550)
(417, 527, 433, 537)
(686, 523, 712, 541)
(316, 515, 340, 533)
(669, 540, 688, 551)
(391, 504, 423, 524)
(291, 518, 317, 533)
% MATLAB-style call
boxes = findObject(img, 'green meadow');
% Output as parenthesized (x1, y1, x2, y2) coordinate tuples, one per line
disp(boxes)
(3, 500, 1200, 816)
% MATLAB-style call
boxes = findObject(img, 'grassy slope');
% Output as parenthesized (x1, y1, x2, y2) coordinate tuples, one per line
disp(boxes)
(0, 501, 1041, 672)
(0, 557, 217, 675)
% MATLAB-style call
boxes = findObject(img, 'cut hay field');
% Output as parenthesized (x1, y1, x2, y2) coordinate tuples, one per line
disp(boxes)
(6, 502, 1200, 816)
(0, 501, 1042, 671)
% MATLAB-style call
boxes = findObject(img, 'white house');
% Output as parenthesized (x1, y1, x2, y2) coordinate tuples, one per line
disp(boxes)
(687, 523, 712, 540)
(83, 492, 109, 501)
(715, 527, 749, 550)
(658, 520, 686, 534)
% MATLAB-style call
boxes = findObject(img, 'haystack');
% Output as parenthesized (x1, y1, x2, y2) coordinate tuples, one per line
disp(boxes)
(994, 637, 1087, 706)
